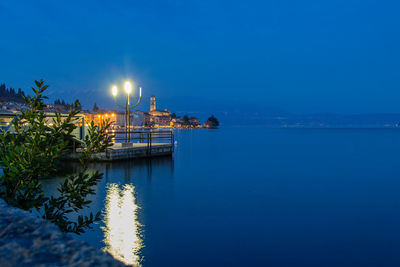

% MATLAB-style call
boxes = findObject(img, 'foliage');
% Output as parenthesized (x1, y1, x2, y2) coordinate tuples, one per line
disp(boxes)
(93, 102, 99, 112)
(0, 83, 26, 103)
(0, 79, 112, 234)
(54, 98, 77, 109)
(80, 120, 113, 161)
(180, 114, 200, 127)
(205, 115, 219, 127)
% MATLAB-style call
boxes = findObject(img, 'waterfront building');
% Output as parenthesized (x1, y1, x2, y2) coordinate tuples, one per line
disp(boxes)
(105, 110, 147, 128)
(115, 112, 125, 127)
(0, 110, 16, 129)
(0, 100, 28, 112)
(150, 95, 156, 112)
(189, 117, 200, 127)
(146, 112, 171, 127)
(85, 111, 117, 126)
(171, 117, 183, 128)
(146, 96, 172, 127)
(132, 111, 145, 127)
(115, 111, 147, 128)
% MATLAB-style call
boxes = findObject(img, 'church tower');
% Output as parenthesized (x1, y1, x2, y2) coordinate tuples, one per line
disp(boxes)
(150, 95, 156, 112)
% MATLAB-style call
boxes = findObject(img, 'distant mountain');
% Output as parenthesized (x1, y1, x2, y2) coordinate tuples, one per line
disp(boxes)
(170, 108, 400, 128)
(136, 95, 400, 127)
(208, 111, 400, 127)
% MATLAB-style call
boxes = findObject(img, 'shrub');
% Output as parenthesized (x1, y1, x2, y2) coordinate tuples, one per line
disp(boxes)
(0, 79, 112, 234)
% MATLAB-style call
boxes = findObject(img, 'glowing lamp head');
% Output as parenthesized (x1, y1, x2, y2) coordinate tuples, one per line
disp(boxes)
(124, 81, 132, 94)
(139, 87, 142, 97)
(111, 85, 118, 96)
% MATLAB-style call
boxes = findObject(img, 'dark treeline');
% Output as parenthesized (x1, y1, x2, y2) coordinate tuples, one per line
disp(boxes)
(54, 98, 80, 110)
(0, 83, 26, 103)
(54, 98, 70, 106)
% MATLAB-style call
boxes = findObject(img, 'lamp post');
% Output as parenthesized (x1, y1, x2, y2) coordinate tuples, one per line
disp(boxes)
(111, 81, 142, 143)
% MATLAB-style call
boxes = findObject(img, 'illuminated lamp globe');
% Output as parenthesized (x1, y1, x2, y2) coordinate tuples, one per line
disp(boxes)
(111, 85, 118, 96)
(124, 81, 132, 94)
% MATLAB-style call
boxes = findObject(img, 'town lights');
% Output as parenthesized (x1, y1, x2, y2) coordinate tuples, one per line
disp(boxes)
(110, 80, 142, 143)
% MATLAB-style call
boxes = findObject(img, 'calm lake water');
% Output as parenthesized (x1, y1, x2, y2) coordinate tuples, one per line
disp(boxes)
(42, 127, 400, 266)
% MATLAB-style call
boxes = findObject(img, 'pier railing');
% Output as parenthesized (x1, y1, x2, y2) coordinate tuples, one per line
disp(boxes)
(108, 129, 174, 152)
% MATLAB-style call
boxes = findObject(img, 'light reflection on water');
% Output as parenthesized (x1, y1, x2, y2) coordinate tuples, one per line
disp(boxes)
(102, 183, 143, 266)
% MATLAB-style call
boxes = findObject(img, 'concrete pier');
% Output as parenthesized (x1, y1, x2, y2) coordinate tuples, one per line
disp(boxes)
(67, 142, 174, 161)
(68, 130, 175, 161)
(102, 142, 174, 161)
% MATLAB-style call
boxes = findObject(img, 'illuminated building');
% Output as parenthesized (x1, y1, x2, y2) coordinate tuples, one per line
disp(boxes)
(84, 111, 117, 126)
(146, 95, 171, 127)
(150, 95, 156, 112)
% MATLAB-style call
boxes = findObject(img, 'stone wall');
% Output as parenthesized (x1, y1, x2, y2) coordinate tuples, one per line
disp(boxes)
(0, 199, 125, 267)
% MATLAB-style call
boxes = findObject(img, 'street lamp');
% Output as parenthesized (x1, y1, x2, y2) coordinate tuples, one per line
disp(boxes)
(111, 81, 142, 143)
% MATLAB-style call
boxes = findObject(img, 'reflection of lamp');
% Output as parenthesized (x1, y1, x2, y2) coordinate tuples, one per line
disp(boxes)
(102, 184, 142, 265)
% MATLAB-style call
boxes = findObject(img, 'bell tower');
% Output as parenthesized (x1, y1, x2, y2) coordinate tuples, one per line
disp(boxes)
(150, 95, 156, 112)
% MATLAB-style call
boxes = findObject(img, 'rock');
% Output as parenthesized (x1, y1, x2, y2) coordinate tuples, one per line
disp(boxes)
(0, 199, 125, 266)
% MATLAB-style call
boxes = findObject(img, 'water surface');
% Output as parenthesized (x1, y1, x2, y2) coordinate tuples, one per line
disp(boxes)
(43, 127, 400, 266)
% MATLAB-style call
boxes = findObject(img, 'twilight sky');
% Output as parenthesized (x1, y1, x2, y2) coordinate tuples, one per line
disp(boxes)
(1, 0, 400, 114)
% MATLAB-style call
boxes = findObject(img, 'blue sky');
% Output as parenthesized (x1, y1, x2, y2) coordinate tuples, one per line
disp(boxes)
(1, 0, 400, 114)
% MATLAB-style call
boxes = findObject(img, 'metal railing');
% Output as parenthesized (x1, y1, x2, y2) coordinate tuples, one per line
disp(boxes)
(108, 129, 175, 152)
